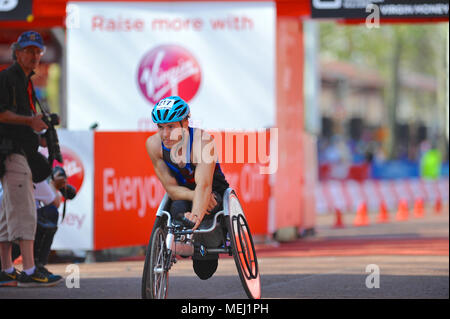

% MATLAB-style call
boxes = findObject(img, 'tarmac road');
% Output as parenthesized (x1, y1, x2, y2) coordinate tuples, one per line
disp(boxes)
(0, 208, 448, 299)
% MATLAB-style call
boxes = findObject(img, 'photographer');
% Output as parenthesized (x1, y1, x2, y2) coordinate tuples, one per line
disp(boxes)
(0, 166, 76, 280)
(0, 31, 62, 287)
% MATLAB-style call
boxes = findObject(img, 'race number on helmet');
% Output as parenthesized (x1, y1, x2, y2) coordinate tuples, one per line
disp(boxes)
(152, 96, 190, 124)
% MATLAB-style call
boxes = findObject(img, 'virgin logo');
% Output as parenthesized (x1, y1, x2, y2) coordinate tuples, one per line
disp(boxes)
(137, 44, 201, 105)
(54, 146, 85, 193)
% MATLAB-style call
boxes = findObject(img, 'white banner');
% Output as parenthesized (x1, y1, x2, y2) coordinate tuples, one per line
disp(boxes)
(67, 1, 275, 131)
(52, 130, 94, 250)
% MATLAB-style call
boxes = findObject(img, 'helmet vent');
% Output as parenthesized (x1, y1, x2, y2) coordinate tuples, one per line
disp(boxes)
(168, 112, 177, 121)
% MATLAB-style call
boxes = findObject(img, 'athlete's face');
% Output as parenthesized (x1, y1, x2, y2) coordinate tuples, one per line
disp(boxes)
(157, 120, 188, 148)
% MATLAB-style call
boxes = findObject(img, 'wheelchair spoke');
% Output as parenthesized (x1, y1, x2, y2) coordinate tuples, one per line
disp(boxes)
(147, 227, 169, 299)
(153, 267, 164, 274)
(156, 232, 167, 297)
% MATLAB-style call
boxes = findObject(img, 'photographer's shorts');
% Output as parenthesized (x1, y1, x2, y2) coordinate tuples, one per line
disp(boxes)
(0, 154, 36, 242)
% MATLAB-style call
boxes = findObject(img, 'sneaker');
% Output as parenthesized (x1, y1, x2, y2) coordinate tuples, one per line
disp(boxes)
(17, 267, 63, 288)
(0, 268, 19, 287)
(36, 265, 53, 276)
(36, 265, 63, 282)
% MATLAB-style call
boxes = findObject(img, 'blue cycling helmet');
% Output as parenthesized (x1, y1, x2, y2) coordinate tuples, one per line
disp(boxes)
(152, 96, 190, 124)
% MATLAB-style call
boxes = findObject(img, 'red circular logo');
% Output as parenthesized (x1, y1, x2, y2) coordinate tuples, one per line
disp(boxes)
(137, 44, 201, 105)
(53, 146, 84, 193)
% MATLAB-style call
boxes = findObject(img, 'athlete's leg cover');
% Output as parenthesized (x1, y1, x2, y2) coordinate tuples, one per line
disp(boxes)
(170, 194, 225, 280)
(193, 192, 224, 280)
(170, 200, 192, 221)
(192, 259, 218, 280)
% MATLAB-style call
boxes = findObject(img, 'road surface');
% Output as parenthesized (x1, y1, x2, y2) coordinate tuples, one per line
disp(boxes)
(1, 208, 448, 299)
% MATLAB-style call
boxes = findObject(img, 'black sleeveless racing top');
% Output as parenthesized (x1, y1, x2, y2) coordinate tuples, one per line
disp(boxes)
(161, 127, 229, 195)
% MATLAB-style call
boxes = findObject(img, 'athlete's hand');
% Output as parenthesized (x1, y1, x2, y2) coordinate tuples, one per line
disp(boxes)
(184, 211, 203, 230)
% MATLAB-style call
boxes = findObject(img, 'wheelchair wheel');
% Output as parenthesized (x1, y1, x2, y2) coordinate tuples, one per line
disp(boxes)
(141, 217, 169, 299)
(226, 191, 261, 299)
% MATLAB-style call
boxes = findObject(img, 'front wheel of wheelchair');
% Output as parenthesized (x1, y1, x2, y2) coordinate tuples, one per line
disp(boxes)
(141, 217, 169, 299)
(226, 191, 261, 299)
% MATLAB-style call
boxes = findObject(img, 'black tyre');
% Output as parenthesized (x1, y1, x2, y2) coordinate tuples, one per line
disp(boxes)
(141, 217, 169, 299)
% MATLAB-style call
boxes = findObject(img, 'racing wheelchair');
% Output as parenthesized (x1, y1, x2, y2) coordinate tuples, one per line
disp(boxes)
(141, 188, 261, 299)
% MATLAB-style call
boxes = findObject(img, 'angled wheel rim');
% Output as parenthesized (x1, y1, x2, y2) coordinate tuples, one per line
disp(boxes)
(227, 191, 261, 299)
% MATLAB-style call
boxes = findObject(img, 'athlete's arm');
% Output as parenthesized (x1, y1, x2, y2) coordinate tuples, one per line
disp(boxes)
(185, 131, 217, 230)
(146, 135, 194, 201)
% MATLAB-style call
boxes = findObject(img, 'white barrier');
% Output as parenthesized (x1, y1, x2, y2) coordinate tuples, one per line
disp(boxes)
(316, 178, 449, 214)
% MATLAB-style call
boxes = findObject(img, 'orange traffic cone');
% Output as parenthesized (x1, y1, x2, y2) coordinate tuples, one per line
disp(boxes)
(333, 208, 345, 228)
(377, 201, 390, 223)
(413, 198, 425, 218)
(396, 199, 409, 221)
(434, 197, 443, 215)
(353, 201, 369, 226)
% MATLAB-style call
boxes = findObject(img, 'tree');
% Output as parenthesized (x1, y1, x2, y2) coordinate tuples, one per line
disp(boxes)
(319, 22, 449, 159)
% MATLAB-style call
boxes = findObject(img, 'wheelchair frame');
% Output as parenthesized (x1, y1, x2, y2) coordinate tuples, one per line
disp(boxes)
(141, 187, 261, 299)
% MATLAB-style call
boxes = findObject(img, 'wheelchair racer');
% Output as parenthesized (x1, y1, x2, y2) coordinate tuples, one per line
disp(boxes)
(146, 96, 229, 280)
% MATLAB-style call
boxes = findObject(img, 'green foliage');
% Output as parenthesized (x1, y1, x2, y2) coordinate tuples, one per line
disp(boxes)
(319, 22, 448, 78)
